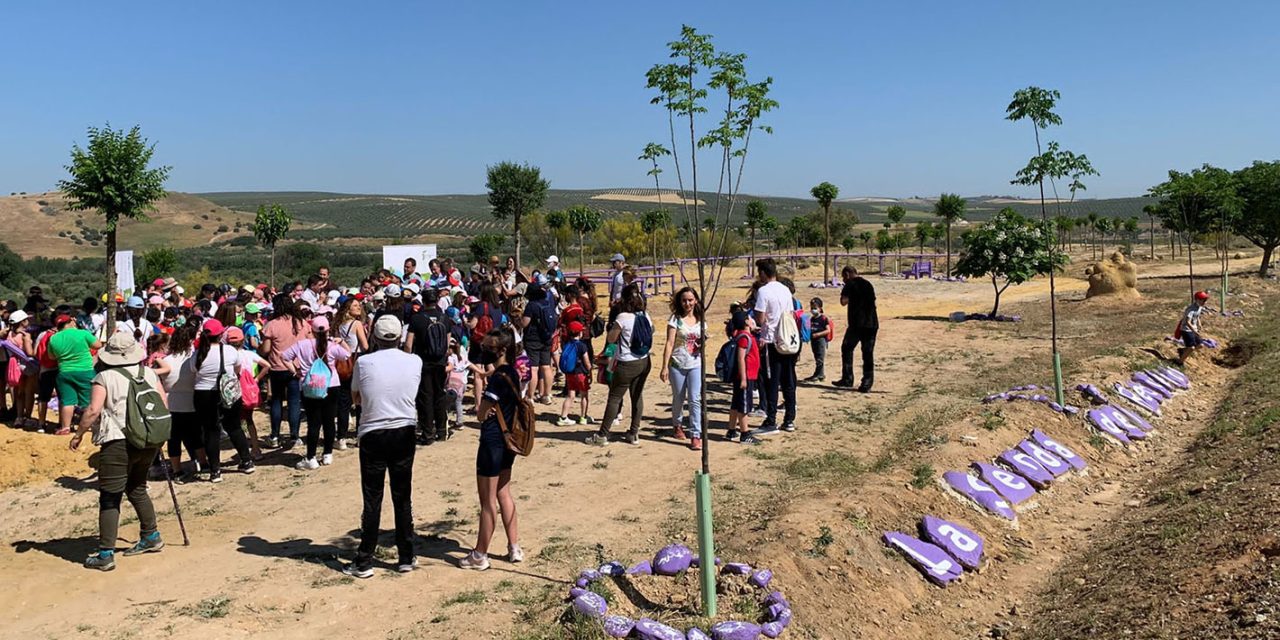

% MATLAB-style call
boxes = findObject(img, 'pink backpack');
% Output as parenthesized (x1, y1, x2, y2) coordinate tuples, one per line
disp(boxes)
(238, 367, 260, 409)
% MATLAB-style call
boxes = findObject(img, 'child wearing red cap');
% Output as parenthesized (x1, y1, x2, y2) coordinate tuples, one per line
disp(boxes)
(1176, 291, 1211, 365)
(556, 321, 592, 426)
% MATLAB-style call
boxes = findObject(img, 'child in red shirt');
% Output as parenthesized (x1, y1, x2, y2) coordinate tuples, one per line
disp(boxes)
(556, 322, 592, 426)
(728, 311, 761, 445)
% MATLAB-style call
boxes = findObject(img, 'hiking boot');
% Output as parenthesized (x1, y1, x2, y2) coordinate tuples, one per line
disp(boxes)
(397, 557, 419, 573)
(344, 559, 374, 579)
(508, 544, 524, 564)
(84, 550, 116, 571)
(459, 550, 490, 571)
(857, 380, 873, 393)
(124, 532, 164, 556)
(584, 433, 610, 447)
(689, 437, 703, 451)
(238, 461, 256, 475)
(295, 458, 319, 471)
(556, 416, 575, 427)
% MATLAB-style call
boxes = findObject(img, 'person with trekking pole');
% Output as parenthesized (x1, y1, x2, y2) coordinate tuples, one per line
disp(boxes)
(70, 332, 172, 571)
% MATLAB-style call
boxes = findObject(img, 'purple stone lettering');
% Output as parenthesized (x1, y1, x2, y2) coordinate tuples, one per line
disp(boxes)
(572, 591, 608, 619)
(1133, 371, 1174, 397)
(997, 449, 1054, 489)
(688, 629, 713, 640)
(603, 615, 636, 638)
(1075, 383, 1109, 405)
(882, 531, 965, 585)
(1085, 407, 1133, 444)
(1016, 440, 1071, 476)
(721, 562, 752, 575)
(749, 568, 773, 589)
(1114, 382, 1163, 416)
(1030, 429, 1087, 471)
(972, 462, 1038, 505)
(579, 569, 602, 582)
(652, 544, 695, 576)
(764, 591, 789, 608)
(710, 621, 763, 640)
(942, 471, 1017, 520)
(1158, 366, 1191, 389)
(634, 618, 686, 640)
(775, 608, 793, 628)
(1115, 405, 1154, 433)
(1090, 405, 1148, 440)
(767, 602, 786, 620)
(569, 587, 587, 599)
(1063, 404, 1080, 415)
(599, 561, 626, 576)
(762, 622, 785, 638)
(920, 515, 984, 569)
(627, 560, 653, 575)
(575, 577, 590, 589)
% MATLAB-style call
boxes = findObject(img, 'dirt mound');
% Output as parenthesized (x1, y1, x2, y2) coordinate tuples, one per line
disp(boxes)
(1084, 251, 1140, 299)
(0, 427, 95, 490)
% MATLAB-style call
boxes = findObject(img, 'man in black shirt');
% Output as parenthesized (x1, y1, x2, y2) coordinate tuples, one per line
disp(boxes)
(833, 265, 878, 392)
(404, 288, 450, 444)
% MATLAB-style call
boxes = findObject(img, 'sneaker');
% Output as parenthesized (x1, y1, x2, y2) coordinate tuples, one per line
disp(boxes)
(460, 550, 490, 571)
(84, 550, 116, 571)
(584, 433, 609, 447)
(295, 458, 320, 471)
(625, 433, 639, 445)
(397, 557, 419, 573)
(416, 435, 434, 447)
(781, 422, 796, 433)
(690, 437, 703, 451)
(237, 461, 256, 475)
(508, 544, 524, 564)
(209, 471, 223, 484)
(282, 438, 298, 451)
(739, 433, 764, 446)
(123, 532, 164, 556)
(578, 416, 594, 425)
(832, 379, 855, 388)
(343, 560, 375, 579)
(673, 426, 687, 441)
(754, 424, 781, 437)
(335, 439, 347, 451)
(748, 409, 766, 419)
(556, 416, 575, 427)
(321, 454, 334, 466)
(537, 396, 553, 406)
(263, 436, 279, 449)
(857, 381, 873, 393)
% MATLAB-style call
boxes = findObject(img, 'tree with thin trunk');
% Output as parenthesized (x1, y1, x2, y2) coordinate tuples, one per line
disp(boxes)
(841, 235, 857, 268)
(486, 161, 549, 269)
(1147, 164, 1239, 298)
(639, 209, 672, 273)
(545, 209, 568, 260)
(1142, 204, 1159, 259)
(745, 199, 768, 277)
(566, 204, 603, 276)
(859, 230, 874, 267)
(915, 221, 933, 256)
(253, 203, 292, 289)
(58, 124, 170, 336)
(932, 193, 966, 275)
(955, 208, 1065, 316)
(886, 205, 907, 272)
(810, 182, 839, 284)
(1234, 160, 1280, 277)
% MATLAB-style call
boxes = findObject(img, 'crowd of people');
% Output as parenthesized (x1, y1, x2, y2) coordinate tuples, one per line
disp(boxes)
(1, 253, 883, 575)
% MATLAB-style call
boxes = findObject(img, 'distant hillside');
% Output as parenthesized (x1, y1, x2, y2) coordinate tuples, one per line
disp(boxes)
(200, 189, 1151, 241)
(0, 191, 261, 259)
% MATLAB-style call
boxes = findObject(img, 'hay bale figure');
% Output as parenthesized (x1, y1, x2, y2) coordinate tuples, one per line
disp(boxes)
(1084, 251, 1140, 299)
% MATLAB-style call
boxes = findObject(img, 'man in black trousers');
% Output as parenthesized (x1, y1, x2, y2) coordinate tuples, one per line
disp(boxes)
(833, 265, 878, 393)
(405, 288, 450, 444)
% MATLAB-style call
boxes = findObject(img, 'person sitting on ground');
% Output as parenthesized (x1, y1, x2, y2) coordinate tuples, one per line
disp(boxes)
(1177, 291, 1211, 365)
(70, 332, 169, 571)
(343, 315, 422, 579)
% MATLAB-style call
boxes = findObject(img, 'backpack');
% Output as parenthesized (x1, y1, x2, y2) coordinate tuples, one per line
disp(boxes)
(421, 314, 450, 361)
(533, 301, 558, 344)
(798, 311, 812, 343)
(590, 314, 605, 338)
(112, 365, 172, 449)
(715, 339, 739, 384)
(629, 312, 654, 357)
(471, 302, 494, 342)
(303, 356, 332, 399)
(238, 366, 260, 409)
(493, 371, 536, 456)
(775, 307, 802, 355)
(559, 339, 584, 375)
(215, 346, 242, 409)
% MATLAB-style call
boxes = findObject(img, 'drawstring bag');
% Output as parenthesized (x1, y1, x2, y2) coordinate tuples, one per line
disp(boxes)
(239, 366, 260, 409)
(303, 357, 332, 399)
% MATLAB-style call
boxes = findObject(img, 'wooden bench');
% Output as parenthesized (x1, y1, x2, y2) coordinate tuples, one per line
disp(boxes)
(902, 261, 933, 279)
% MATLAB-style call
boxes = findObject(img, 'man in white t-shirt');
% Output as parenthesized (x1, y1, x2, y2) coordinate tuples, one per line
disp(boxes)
(752, 258, 798, 433)
(346, 315, 422, 579)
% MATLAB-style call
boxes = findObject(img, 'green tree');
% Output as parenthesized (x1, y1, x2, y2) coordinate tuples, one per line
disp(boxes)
(954, 209, 1067, 316)
(914, 221, 934, 255)
(858, 230, 874, 267)
(545, 209, 569, 259)
(1053, 215, 1074, 251)
(566, 204, 603, 275)
(639, 142, 672, 210)
(1234, 160, 1280, 277)
(58, 124, 170, 334)
(744, 199, 768, 277)
(886, 204, 907, 228)
(1142, 204, 1159, 259)
(640, 209, 673, 271)
(810, 182, 840, 283)
(252, 203, 292, 288)
(1093, 216, 1112, 256)
(468, 234, 507, 265)
(1147, 164, 1240, 297)
(486, 161, 550, 269)
(139, 247, 179, 285)
(932, 193, 966, 275)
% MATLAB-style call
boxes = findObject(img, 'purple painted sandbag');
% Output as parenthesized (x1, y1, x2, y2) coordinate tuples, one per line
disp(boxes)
(1115, 405, 1154, 433)
(882, 531, 965, 586)
(775, 608, 793, 628)
(1017, 440, 1071, 476)
(603, 615, 636, 638)
(688, 629, 713, 640)
(762, 622, 785, 639)
(767, 602, 786, 619)
(1133, 372, 1173, 398)
(722, 562, 752, 575)
(569, 587, 587, 599)
(1063, 405, 1080, 415)
(634, 618, 686, 640)
(572, 591, 608, 619)
(1075, 383, 1108, 404)
(1086, 407, 1133, 444)
(942, 470, 1017, 520)
(1113, 382, 1161, 416)
(997, 448, 1054, 489)
(1156, 366, 1191, 389)
(575, 578, 590, 589)
(710, 620, 763, 640)
(579, 568, 602, 582)
(1091, 405, 1148, 440)
(972, 461, 1037, 505)
(1049, 402, 1064, 412)
(599, 561, 626, 576)
(653, 544, 695, 576)
(749, 568, 773, 588)
(764, 591, 789, 609)
(1030, 429, 1087, 471)
(920, 515, 984, 569)
(628, 560, 653, 575)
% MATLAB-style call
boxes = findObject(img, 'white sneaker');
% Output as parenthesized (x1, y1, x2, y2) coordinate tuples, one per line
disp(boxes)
(295, 458, 319, 471)
(397, 557, 419, 573)
(556, 416, 575, 426)
(335, 440, 347, 451)
(321, 454, 333, 466)
(459, 551, 490, 571)
(508, 544, 524, 564)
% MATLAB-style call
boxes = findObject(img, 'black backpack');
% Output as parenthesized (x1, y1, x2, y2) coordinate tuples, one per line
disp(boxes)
(420, 314, 450, 361)
(629, 312, 654, 357)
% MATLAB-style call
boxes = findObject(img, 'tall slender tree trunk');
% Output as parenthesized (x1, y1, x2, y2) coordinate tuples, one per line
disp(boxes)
(578, 231, 585, 277)
(945, 221, 952, 276)
(749, 227, 756, 279)
(1185, 234, 1196, 298)
(1260, 244, 1275, 277)
(823, 204, 831, 284)
(105, 227, 118, 336)
(270, 246, 277, 290)
(1149, 218, 1156, 259)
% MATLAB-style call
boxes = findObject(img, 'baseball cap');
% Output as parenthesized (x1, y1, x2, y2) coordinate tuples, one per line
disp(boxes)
(371, 291, 386, 302)
(245, 302, 263, 314)
(567, 320, 585, 334)
(384, 284, 402, 297)
(546, 255, 559, 264)
(148, 295, 164, 305)
(311, 316, 330, 332)
(405, 283, 421, 295)
(55, 313, 74, 326)
(314, 305, 334, 316)
(1194, 291, 1210, 301)
(202, 318, 226, 336)
(8, 310, 28, 325)
(373, 315, 402, 341)
(611, 253, 625, 263)
(224, 326, 244, 344)
(241, 284, 256, 294)
(126, 296, 145, 309)
(152, 278, 165, 287)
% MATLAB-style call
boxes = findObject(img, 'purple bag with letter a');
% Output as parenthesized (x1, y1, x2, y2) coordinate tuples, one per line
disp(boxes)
(997, 448, 1054, 489)
(920, 515, 984, 569)
(710, 621, 763, 640)
(883, 531, 965, 585)
(603, 616, 636, 638)
(1114, 382, 1162, 416)
(572, 591, 608, 619)
(943, 470, 1016, 520)
(634, 618, 685, 640)
(1158, 366, 1191, 389)
(972, 461, 1037, 505)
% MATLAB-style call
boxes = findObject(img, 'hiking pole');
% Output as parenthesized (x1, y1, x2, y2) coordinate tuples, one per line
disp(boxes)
(159, 458, 190, 546)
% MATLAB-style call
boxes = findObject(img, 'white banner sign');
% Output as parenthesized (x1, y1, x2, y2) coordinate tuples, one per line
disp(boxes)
(115, 250, 135, 294)
(382, 244, 437, 276)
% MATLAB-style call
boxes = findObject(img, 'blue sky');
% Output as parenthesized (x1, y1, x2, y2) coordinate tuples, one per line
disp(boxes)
(2, 1, 1277, 199)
